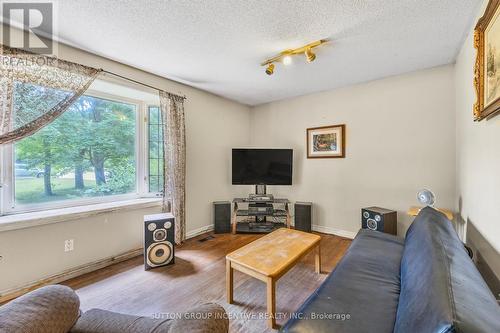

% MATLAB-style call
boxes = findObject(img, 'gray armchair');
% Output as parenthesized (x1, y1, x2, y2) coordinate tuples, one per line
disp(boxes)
(0, 285, 229, 333)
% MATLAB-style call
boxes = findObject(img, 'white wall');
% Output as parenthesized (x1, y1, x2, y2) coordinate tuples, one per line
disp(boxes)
(0, 205, 161, 293)
(250, 66, 456, 237)
(455, 0, 500, 253)
(0, 33, 251, 294)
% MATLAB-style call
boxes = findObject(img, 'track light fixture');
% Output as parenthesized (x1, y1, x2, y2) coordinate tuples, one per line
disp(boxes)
(282, 55, 293, 66)
(305, 48, 316, 62)
(265, 63, 275, 75)
(261, 39, 328, 75)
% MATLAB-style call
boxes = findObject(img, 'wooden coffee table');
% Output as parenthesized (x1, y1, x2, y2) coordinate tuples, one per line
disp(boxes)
(226, 228, 321, 329)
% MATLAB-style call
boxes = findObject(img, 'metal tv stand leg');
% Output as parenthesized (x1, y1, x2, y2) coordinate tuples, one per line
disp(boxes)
(254, 185, 267, 223)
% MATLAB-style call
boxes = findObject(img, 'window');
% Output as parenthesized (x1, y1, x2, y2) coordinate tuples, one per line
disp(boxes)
(1, 80, 163, 214)
(14, 95, 137, 205)
(148, 106, 164, 194)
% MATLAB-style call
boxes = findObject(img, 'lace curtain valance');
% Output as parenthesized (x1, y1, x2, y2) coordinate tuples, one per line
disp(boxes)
(0, 45, 101, 144)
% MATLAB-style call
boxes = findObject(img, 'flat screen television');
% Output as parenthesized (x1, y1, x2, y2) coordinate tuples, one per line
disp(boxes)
(232, 148, 293, 185)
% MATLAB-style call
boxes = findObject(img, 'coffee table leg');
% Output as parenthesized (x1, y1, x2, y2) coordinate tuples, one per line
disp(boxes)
(315, 244, 321, 274)
(231, 203, 237, 234)
(266, 277, 276, 329)
(226, 259, 233, 304)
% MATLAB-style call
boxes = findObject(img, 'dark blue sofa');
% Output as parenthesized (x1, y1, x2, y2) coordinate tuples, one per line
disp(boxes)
(282, 207, 500, 332)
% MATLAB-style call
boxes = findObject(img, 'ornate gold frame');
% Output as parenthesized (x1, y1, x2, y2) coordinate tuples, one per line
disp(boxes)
(474, 0, 500, 121)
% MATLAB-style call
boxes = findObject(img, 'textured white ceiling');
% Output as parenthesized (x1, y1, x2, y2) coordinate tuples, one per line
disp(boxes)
(17, 1, 484, 105)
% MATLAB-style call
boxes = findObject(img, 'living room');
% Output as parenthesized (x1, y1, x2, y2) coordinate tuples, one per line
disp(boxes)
(0, 1, 499, 332)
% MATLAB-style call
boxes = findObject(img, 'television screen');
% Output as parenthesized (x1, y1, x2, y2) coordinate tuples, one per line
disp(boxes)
(232, 149, 293, 185)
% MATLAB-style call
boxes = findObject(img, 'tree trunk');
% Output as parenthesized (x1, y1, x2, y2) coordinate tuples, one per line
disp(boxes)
(89, 104, 107, 186)
(75, 164, 85, 189)
(43, 163, 52, 196)
(94, 158, 106, 185)
(42, 141, 53, 196)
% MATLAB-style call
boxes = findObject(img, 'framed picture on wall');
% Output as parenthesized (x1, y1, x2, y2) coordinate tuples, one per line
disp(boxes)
(474, 0, 500, 121)
(307, 124, 345, 158)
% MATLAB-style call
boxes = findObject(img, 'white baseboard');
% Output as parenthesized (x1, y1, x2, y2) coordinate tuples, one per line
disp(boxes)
(186, 224, 214, 239)
(0, 248, 142, 304)
(312, 224, 357, 239)
(1, 226, 214, 304)
(185, 223, 357, 240)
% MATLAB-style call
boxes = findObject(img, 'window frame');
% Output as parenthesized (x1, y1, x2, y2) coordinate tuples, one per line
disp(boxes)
(0, 88, 161, 215)
(147, 105, 165, 196)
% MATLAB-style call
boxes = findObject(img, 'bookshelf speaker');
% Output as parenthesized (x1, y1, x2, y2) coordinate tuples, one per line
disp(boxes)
(214, 201, 231, 234)
(361, 207, 397, 235)
(144, 213, 175, 270)
(294, 202, 312, 232)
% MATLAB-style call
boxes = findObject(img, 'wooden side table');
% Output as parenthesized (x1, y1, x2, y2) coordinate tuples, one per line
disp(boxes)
(408, 206, 454, 220)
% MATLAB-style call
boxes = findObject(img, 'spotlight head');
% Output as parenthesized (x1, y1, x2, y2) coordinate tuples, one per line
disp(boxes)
(265, 63, 275, 75)
(305, 48, 316, 62)
(282, 55, 292, 66)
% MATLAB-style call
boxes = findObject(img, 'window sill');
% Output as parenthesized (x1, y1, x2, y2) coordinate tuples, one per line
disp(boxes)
(0, 198, 162, 233)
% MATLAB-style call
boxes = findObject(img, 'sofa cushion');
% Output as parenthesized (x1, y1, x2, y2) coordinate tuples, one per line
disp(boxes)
(168, 303, 229, 333)
(0, 285, 80, 333)
(70, 309, 173, 333)
(281, 229, 404, 333)
(71, 303, 229, 333)
(394, 207, 500, 333)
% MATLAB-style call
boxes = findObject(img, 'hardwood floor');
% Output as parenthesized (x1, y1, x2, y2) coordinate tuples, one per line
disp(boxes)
(63, 231, 351, 332)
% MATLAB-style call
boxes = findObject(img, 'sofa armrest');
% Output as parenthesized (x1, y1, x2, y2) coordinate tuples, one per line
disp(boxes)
(169, 303, 229, 333)
(72, 303, 228, 333)
(71, 308, 171, 333)
(0, 285, 80, 333)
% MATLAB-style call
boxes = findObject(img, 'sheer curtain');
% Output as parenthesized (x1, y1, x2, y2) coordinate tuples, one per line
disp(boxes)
(0, 45, 101, 144)
(159, 91, 186, 244)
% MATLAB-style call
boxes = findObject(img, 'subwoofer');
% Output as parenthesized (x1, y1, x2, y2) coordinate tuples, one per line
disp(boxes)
(294, 202, 312, 232)
(361, 207, 397, 235)
(144, 213, 175, 270)
(214, 201, 231, 234)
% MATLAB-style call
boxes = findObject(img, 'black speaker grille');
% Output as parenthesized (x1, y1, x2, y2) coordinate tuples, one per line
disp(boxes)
(144, 214, 175, 270)
(214, 201, 231, 233)
(295, 202, 312, 232)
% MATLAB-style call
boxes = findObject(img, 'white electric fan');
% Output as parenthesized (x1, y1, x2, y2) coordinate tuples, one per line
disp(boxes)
(417, 189, 436, 207)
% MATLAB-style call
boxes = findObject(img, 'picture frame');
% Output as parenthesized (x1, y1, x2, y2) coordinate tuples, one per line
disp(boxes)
(474, 0, 500, 121)
(307, 124, 345, 158)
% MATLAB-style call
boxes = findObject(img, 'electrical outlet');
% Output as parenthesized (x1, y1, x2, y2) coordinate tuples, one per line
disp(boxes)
(64, 239, 74, 252)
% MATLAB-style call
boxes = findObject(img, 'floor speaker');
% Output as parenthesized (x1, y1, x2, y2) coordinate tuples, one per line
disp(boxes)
(361, 207, 397, 235)
(295, 202, 312, 232)
(144, 213, 175, 270)
(214, 201, 231, 233)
